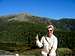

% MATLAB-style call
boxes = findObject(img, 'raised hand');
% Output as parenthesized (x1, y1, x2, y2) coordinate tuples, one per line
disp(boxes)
(35, 34, 39, 40)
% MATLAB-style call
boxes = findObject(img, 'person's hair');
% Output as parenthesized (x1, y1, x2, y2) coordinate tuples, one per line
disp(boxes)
(47, 25, 54, 30)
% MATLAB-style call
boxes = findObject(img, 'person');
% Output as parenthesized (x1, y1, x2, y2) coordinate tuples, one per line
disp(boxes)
(36, 25, 58, 56)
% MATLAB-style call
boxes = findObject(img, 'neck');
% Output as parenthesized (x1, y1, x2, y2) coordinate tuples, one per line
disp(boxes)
(47, 34, 52, 38)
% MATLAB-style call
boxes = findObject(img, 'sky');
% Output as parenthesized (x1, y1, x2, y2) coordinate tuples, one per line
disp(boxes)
(0, 0, 75, 20)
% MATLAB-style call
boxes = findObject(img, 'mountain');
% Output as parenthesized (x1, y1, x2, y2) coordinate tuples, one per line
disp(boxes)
(0, 13, 75, 31)
(8, 13, 51, 24)
(51, 18, 75, 31)
(0, 13, 75, 49)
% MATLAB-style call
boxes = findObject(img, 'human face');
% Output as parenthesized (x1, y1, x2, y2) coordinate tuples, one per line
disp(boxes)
(47, 28, 53, 37)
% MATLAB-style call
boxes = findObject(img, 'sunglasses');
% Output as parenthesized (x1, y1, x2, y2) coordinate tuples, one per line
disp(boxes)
(48, 30, 53, 32)
(50, 30, 52, 31)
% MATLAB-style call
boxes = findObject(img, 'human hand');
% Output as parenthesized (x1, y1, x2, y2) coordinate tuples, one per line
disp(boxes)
(35, 34, 39, 40)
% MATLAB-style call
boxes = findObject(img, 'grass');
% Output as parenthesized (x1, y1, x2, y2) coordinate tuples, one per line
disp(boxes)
(19, 49, 41, 56)
(19, 48, 72, 56)
(0, 43, 73, 56)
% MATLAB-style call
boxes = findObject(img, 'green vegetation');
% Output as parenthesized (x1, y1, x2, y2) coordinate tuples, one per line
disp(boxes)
(0, 13, 75, 56)
(19, 48, 72, 56)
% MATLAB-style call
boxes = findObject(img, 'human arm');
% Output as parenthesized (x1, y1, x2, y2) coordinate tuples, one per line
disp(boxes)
(50, 37, 58, 53)
(36, 34, 43, 48)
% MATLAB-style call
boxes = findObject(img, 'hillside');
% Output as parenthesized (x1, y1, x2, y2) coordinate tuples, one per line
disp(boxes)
(0, 13, 75, 56)
(51, 18, 75, 31)
(1, 13, 75, 31)
(8, 13, 51, 24)
(0, 13, 75, 50)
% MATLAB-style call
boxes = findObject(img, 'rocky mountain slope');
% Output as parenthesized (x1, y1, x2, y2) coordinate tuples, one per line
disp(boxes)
(0, 13, 74, 31)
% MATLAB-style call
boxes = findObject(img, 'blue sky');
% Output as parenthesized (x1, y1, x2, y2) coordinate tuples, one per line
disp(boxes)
(0, 0, 75, 20)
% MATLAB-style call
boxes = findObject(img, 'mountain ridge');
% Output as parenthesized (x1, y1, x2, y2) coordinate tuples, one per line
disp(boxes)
(0, 13, 75, 31)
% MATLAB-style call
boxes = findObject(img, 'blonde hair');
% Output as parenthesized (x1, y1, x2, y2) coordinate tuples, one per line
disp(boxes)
(47, 25, 54, 30)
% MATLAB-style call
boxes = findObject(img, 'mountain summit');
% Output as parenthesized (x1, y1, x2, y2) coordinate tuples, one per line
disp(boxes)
(8, 13, 51, 24)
